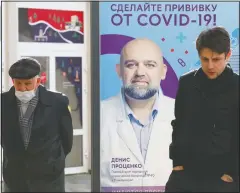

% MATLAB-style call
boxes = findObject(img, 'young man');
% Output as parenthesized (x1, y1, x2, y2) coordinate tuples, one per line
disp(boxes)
(1, 58, 73, 192)
(165, 27, 239, 192)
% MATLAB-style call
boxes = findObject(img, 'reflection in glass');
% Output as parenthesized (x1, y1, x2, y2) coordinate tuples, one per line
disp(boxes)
(55, 57, 82, 129)
(65, 135, 83, 167)
(22, 56, 50, 89)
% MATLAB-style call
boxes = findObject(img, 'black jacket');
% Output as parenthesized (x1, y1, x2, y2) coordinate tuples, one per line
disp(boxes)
(1, 85, 73, 192)
(169, 65, 239, 178)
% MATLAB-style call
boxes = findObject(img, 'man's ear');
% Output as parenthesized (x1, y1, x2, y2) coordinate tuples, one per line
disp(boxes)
(161, 64, 167, 80)
(226, 50, 232, 61)
(36, 77, 41, 86)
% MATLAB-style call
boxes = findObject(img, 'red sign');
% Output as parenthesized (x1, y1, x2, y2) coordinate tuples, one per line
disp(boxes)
(28, 8, 84, 33)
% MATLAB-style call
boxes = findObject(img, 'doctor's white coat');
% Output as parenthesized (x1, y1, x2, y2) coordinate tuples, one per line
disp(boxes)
(100, 93, 175, 190)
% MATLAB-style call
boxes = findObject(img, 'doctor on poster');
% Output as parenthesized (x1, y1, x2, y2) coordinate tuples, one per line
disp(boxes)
(100, 38, 175, 192)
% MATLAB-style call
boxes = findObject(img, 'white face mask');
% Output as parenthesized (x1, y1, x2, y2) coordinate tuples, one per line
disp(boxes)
(15, 90, 36, 103)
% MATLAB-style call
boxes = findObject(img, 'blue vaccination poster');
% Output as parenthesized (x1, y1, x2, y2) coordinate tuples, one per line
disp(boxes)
(100, 2, 239, 101)
(99, 2, 239, 192)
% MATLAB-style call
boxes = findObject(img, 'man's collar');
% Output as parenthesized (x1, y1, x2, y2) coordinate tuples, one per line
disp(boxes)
(35, 87, 39, 97)
(7, 85, 52, 106)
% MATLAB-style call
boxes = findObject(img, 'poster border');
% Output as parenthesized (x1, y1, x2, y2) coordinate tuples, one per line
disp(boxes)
(97, 1, 240, 192)
(90, 1, 100, 192)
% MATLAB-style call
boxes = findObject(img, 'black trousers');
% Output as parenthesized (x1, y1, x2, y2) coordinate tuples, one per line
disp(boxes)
(3, 171, 65, 192)
(165, 170, 239, 192)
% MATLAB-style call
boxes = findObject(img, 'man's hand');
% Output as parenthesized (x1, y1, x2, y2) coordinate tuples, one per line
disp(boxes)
(221, 174, 233, 183)
(173, 166, 184, 171)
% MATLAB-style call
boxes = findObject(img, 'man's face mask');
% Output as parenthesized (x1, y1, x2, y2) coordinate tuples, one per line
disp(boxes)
(15, 90, 35, 103)
(13, 77, 40, 103)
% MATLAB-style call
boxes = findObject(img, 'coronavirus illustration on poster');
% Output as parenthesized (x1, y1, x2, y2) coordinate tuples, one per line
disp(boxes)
(18, 8, 84, 43)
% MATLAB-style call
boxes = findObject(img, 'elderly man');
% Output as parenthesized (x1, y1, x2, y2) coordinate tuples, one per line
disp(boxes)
(1, 58, 73, 192)
(100, 38, 175, 192)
